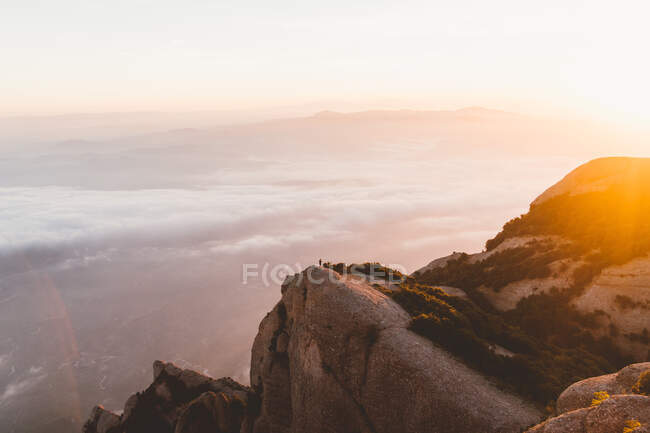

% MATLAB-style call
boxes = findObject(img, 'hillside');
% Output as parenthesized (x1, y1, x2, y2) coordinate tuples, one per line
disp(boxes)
(415, 157, 650, 362)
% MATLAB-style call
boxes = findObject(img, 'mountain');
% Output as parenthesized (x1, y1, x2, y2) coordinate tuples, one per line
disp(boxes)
(415, 157, 650, 362)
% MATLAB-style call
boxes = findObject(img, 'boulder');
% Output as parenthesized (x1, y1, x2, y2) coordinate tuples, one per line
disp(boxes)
(557, 363, 650, 414)
(245, 266, 542, 433)
(527, 395, 650, 433)
(82, 361, 250, 433)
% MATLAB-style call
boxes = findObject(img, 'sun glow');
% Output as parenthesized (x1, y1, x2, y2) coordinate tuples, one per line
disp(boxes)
(2, 0, 650, 128)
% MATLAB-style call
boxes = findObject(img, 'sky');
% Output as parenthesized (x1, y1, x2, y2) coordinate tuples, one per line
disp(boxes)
(2, 0, 650, 125)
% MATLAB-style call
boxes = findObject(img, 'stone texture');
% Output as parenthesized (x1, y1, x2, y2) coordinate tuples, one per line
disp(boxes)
(82, 406, 122, 433)
(245, 266, 542, 433)
(528, 362, 650, 433)
(527, 395, 650, 433)
(174, 391, 244, 433)
(557, 363, 650, 414)
(82, 361, 249, 433)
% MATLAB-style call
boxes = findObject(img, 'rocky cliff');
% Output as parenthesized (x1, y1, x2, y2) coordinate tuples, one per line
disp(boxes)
(84, 267, 544, 433)
(245, 266, 541, 433)
(83, 360, 249, 433)
(82, 266, 650, 433)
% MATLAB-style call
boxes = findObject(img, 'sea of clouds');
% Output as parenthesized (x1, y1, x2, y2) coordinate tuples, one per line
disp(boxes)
(0, 112, 589, 433)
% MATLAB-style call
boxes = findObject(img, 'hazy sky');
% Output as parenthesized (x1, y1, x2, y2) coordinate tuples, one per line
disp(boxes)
(2, 1, 649, 124)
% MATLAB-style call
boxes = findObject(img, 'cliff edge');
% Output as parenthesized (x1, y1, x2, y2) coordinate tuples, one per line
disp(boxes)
(83, 267, 543, 433)
(245, 266, 541, 433)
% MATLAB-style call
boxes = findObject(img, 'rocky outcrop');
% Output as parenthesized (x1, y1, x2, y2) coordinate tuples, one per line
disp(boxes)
(83, 406, 121, 433)
(84, 267, 650, 433)
(526, 395, 650, 433)
(84, 267, 543, 433)
(525, 363, 650, 433)
(244, 266, 542, 433)
(556, 363, 650, 414)
(83, 361, 249, 433)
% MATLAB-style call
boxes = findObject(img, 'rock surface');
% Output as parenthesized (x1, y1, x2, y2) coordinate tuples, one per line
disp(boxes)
(556, 363, 650, 414)
(83, 406, 121, 433)
(526, 362, 650, 433)
(244, 266, 542, 433)
(83, 361, 249, 433)
(84, 267, 650, 433)
(526, 395, 650, 433)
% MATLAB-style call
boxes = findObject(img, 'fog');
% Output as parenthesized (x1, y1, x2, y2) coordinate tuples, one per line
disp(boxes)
(0, 108, 641, 432)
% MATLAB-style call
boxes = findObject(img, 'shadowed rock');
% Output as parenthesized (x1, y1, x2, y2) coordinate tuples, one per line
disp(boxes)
(83, 361, 249, 433)
(82, 406, 121, 433)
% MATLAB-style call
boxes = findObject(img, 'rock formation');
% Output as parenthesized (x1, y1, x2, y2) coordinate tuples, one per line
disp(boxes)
(244, 266, 542, 433)
(556, 362, 650, 414)
(525, 363, 650, 433)
(83, 361, 249, 433)
(84, 267, 543, 433)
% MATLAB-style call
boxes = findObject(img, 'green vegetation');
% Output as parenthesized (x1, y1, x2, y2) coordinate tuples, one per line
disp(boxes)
(626, 329, 650, 345)
(485, 187, 650, 289)
(404, 186, 650, 405)
(392, 283, 620, 405)
(415, 239, 577, 292)
(633, 370, 650, 396)
(590, 391, 610, 407)
(614, 295, 650, 311)
(323, 262, 406, 283)
(341, 182, 650, 407)
(623, 420, 642, 433)
(329, 262, 625, 406)
(502, 290, 630, 367)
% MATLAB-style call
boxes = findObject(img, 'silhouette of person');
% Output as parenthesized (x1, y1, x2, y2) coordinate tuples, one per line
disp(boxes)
(319, 259, 322, 266)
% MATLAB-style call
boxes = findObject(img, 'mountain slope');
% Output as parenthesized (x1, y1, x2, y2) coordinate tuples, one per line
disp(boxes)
(415, 157, 650, 361)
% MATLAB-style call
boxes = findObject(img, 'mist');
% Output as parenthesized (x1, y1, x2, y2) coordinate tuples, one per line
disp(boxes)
(0, 108, 642, 433)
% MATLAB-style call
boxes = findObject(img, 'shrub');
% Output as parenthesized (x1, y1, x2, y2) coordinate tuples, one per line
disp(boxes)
(416, 242, 569, 292)
(384, 275, 615, 405)
(633, 370, 650, 396)
(623, 419, 642, 433)
(591, 391, 610, 406)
